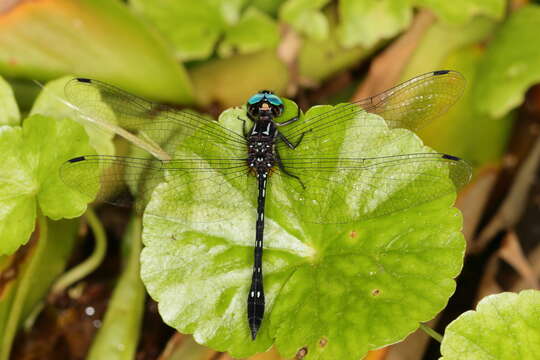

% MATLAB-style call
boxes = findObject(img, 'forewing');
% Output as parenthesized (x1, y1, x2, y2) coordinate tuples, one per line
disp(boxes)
(64, 78, 247, 158)
(357, 70, 465, 130)
(60, 155, 255, 222)
(277, 70, 465, 155)
(275, 153, 471, 224)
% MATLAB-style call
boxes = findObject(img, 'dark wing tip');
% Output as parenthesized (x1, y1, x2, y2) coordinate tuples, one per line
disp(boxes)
(68, 156, 86, 163)
(441, 153, 473, 188)
(76, 77, 92, 83)
(432, 69, 465, 82)
(442, 154, 461, 161)
(433, 70, 450, 75)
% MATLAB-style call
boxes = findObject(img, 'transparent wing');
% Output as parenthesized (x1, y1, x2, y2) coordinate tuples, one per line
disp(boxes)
(64, 78, 248, 158)
(273, 153, 471, 224)
(277, 70, 465, 155)
(61, 155, 256, 222)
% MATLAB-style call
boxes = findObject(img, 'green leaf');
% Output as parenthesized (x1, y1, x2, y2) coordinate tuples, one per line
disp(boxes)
(337, 0, 412, 48)
(0, 115, 95, 255)
(0, 76, 20, 126)
(0, 0, 193, 104)
(30, 76, 115, 156)
(474, 5, 540, 118)
(299, 26, 377, 84)
(252, 0, 286, 16)
(130, 0, 228, 61)
(280, 0, 331, 40)
(414, 0, 505, 24)
(131, 0, 278, 61)
(441, 290, 540, 360)
(219, 7, 280, 58)
(0, 126, 37, 256)
(140, 105, 465, 358)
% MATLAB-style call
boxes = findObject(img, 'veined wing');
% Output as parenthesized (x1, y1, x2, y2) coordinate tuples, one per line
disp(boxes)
(276, 70, 465, 155)
(273, 153, 471, 224)
(61, 155, 255, 221)
(65, 78, 247, 159)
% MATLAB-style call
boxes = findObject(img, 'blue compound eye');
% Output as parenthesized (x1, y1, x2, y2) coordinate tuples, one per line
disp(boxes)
(247, 93, 264, 104)
(266, 94, 283, 106)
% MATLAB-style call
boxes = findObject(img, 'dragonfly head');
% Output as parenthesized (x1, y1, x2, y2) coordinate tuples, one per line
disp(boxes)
(247, 90, 284, 119)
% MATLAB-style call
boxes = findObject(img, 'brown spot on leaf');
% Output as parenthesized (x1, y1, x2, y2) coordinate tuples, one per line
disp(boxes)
(349, 230, 358, 238)
(319, 337, 328, 347)
(295, 346, 308, 359)
(372, 289, 381, 296)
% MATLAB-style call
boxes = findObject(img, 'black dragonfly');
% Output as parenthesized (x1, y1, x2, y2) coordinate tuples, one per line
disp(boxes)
(60, 70, 472, 340)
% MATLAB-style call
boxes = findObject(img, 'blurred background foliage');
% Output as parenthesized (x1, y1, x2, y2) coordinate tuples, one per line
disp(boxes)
(1, 0, 540, 359)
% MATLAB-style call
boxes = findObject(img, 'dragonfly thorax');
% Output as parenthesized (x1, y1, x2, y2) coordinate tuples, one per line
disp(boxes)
(247, 122, 277, 173)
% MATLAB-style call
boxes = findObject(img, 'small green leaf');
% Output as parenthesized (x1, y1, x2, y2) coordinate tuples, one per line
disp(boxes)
(0, 76, 20, 126)
(131, 1, 279, 61)
(280, 0, 331, 40)
(0, 116, 95, 255)
(441, 290, 540, 360)
(252, 0, 286, 16)
(219, 7, 280, 58)
(141, 105, 465, 359)
(299, 28, 376, 84)
(337, 0, 412, 48)
(30, 77, 115, 156)
(414, 0, 505, 24)
(0, 0, 193, 104)
(474, 5, 540, 118)
(130, 0, 228, 61)
(23, 116, 96, 219)
(0, 126, 37, 256)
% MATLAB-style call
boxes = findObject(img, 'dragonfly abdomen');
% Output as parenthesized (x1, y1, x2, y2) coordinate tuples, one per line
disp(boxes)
(247, 171, 269, 339)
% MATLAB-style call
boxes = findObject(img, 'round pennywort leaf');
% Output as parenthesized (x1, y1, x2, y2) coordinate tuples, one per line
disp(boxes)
(141, 105, 465, 359)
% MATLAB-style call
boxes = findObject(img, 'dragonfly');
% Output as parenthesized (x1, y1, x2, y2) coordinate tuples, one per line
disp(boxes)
(60, 70, 472, 340)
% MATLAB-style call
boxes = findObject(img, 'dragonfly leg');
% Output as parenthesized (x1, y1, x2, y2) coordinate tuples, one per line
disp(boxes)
(275, 106, 301, 127)
(279, 130, 309, 150)
(275, 150, 306, 189)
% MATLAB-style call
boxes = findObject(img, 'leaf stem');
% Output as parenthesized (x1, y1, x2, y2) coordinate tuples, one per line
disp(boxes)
(87, 216, 145, 360)
(419, 322, 443, 342)
(51, 208, 106, 295)
(0, 213, 48, 360)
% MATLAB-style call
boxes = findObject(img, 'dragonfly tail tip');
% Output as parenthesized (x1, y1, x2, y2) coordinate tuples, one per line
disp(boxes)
(250, 325, 259, 340)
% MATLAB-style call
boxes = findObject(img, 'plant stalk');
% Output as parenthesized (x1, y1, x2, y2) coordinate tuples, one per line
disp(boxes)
(419, 322, 443, 343)
(51, 208, 106, 295)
